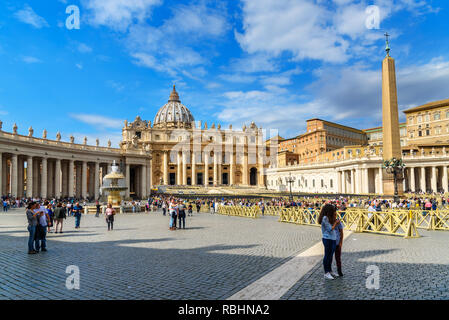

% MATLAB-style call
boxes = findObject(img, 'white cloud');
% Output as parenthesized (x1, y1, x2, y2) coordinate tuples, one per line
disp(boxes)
(215, 57, 449, 137)
(22, 56, 42, 64)
(78, 43, 93, 53)
(107, 80, 125, 92)
(121, 1, 229, 76)
(235, 0, 437, 64)
(235, 0, 349, 63)
(83, 0, 162, 31)
(14, 4, 49, 29)
(70, 114, 124, 129)
(75, 63, 83, 69)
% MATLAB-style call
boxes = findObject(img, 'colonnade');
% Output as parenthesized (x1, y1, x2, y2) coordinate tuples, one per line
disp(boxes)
(403, 165, 449, 193)
(0, 152, 112, 199)
(336, 167, 383, 194)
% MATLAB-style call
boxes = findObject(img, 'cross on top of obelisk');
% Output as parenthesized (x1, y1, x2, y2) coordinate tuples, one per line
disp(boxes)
(384, 32, 391, 56)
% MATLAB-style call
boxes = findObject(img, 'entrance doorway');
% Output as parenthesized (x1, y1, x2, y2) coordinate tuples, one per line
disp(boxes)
(222, 173, 229, 185)
(169, 173, 176, 185)
(250, 168, 257, 186)
(197, 173, 203, 185)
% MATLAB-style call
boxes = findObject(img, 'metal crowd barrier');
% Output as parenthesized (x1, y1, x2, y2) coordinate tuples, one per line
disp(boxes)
(217, 205, 261, 218)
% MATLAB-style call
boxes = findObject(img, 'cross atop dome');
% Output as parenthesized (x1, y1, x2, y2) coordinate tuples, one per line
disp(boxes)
(169, 85, 180, 102)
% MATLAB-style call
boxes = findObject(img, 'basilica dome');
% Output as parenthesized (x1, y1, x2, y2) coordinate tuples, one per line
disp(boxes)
(153, 86, 194, 128)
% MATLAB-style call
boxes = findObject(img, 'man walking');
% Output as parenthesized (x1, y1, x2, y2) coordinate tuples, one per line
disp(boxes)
(73, 202, 83, 229)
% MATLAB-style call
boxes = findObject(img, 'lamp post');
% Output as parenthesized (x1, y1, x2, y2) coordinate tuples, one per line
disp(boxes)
(382, 157, 405, 203)
(285, 173, 296, 202)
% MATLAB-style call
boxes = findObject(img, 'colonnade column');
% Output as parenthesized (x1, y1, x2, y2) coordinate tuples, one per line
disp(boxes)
(378, 167, 383, 195)
(350, 169, 355, 194)
(191, 152, 196, 186)
(420, 167, 426, 193)
(0, 153, 2, 196)
(363, 168, 369, 194)
(431, 166, 437, 193)
(41, 157, 48, 199)
(11, 154, 18, 198)
(443, 166, 448, 194)
(81, 161, 87, 199)
(55, 159, 61, 199)
(27, 156, 33, 198)
(336, 170, 341, 193)
(407, 167, 413, 192)
(68, 160, 75, 198)
(94, 162, 100, 200)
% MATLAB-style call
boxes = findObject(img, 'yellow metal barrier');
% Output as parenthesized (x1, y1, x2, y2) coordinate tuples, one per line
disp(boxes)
(264, 206, 281, 216)
(278, 208, 420, 238)
(217, 205, 261, 218)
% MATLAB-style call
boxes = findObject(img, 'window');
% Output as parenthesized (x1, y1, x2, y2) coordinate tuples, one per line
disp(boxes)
(418, 116, 423, 123)
(418, 131, 422, 137)
(425, 114, 430, 122)
(330, 179, 333, 188)
(434, 113, 441, 120)
(426, 130, 430, 136)
(135, 131, 141, 139)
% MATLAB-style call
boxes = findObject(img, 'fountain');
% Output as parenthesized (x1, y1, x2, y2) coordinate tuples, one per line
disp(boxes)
(100, 160, 127, 206)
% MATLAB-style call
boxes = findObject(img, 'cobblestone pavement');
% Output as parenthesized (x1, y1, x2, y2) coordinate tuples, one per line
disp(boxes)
(0, 209, 321, 300)
(1, 209, 448, 300)
(281, 230, 449, 300)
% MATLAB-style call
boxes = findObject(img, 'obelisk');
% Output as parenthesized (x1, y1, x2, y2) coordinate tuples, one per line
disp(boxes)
(382, 33, 403, 196)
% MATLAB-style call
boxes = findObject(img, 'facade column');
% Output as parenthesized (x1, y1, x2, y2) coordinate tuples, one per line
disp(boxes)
(182, 152, 187, 186)
(55, 159, 61, 199)
(125, 163, 130, 198)
(177, 152, 182, 185)
(431, 166, 437, 193)
(242, 152, 248, 186)
(204, 153, 209, 187)
(213, 152, 218, 186)
(442, 166, 448, 194)
(410, 167, 416, 193)
(94, 162, 100, 200)
(420, 167, 426, 193)
(191, 152, 196, 186)
(230, 152, 235, 185)
(141, 165, 147, 199)
(163, 151, 168, 185)
(148, 155, 153, 189)
(11, 154, 18, 198)
(40, 157, 48, 199)
(81, 161, 87, 199)
(258, 153, 264, 187)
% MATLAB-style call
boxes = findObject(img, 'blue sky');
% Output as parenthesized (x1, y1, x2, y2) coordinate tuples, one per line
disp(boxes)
(0, 0, 448, 147)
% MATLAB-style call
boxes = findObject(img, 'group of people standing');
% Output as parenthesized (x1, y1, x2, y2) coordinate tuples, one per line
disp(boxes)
(167, 199, 193, 230)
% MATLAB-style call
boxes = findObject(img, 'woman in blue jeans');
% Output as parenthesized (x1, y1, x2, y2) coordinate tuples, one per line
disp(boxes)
(26, 202, 40, 254)
(318, 204, 340, 280)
